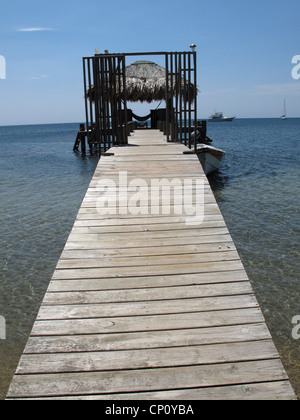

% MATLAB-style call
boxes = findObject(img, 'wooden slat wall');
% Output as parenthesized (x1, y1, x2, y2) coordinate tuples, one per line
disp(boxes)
(6, 130, 296, 400)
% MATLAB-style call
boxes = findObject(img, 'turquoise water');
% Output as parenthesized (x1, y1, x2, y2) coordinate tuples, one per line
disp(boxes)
(0, 120, 299, 398)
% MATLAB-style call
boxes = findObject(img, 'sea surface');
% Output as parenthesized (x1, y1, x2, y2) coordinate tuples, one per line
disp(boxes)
(0, 119, 299, 399)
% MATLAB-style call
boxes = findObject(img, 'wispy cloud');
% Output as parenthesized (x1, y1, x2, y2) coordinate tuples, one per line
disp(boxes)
(28, 74, 49, 80)
(16, 27, 56, 32)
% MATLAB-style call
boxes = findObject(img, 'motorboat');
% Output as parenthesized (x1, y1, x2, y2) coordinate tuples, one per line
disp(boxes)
(208, 111, 235, 122)
(196, 144, 226, 175)
(189, 123, 226, 174)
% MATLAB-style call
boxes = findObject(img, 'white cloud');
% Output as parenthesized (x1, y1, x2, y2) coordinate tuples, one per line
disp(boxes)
(16, 27, 55, 32)
(28, 74, 49, 80)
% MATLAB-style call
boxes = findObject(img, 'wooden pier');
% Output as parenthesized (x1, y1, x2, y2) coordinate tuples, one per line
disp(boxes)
(7, 130, 296, 400)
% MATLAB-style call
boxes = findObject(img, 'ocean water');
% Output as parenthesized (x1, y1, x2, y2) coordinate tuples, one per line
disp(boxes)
(208, 118, 300, 398)
(0, 119, 299, 399)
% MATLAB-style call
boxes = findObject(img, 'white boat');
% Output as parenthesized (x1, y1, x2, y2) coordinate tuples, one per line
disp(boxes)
(280, 99, 287, 120)
(196, 144, 226, 175)
(208, 111, 235, 122)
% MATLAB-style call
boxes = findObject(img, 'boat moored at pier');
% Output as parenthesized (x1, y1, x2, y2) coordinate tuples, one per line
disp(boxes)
(196, 143, 226, 175)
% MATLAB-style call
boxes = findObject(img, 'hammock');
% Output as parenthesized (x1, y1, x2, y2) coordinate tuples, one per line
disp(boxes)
(132, 112, 151, 122)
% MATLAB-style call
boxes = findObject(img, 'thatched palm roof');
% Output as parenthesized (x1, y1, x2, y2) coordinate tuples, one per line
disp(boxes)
(125, 61, 169, 103)
(87, 60, 196, 104)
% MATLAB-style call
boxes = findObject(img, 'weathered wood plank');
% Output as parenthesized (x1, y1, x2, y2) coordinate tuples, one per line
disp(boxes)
(7, 360, 289, 399)
(47, 269, 249, 292)
(61, 241, 236, 259)
(30, 308, 265, 336)
(23, 323, 272, 354)
(52, 260, 245, 280)
(24, 382, 292, 400)
(74, 213, 223, 225)
(43, 281, 253, 305)
(16, 340, 279, 374)
(37, 295, 259, 321)
(66, 227, 231, 243)
(77, 202, 222, 215)
(56, 250, 240, 269)
(63, 233, 233, 250)
(69, 222, 227, 235)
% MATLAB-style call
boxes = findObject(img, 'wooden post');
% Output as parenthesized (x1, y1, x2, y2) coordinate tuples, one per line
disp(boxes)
(193, 50, 197, 153)
(73, 124, 86, 152)
(81, 137, 86, 155)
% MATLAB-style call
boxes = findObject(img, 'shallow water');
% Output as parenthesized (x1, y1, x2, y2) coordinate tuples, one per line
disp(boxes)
(0, 120, 299, 399)
(0, 123, 99, 398)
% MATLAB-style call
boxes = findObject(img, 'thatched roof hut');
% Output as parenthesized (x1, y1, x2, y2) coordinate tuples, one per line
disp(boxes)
(87, 60, 196, 104)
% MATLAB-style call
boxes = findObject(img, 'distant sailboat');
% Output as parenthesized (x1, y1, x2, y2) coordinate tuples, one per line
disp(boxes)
(281, 99, 287, 120)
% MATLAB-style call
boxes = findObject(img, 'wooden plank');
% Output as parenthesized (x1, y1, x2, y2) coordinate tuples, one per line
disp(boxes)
(7, 360, 290, 399)
(64, 233, 233, 250)
(47, 269, 249, 292)
(61, 241, 237, 259)
(66, 227, 231, 243)
(56, 250, 240, 269)
(23, 323, 272, 354)
(69, 221, 227, 234)
(77, 202, 222, 215)
(16, 340, 279, 374)
(52, 260, 246, 280)
(30, 308, 266, 336)
(74, 213, 222, 222)
(37, 295, 259, 321)
(42, 282, 253, 305)
(23, 382, 292, 400)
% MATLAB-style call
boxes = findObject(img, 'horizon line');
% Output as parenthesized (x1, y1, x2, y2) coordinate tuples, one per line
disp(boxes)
(0, 116, 300, 128)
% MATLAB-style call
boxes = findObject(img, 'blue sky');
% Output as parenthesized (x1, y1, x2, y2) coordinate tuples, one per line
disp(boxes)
(0, 0, 299, 125)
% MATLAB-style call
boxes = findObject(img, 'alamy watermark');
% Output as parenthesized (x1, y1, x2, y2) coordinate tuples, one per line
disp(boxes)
(0, 315, 6, 340)
(95, 171, 205, 225)
(0, 55, 6, 80)
(292, 55, 300, 80)
(292, 315, 300, 340)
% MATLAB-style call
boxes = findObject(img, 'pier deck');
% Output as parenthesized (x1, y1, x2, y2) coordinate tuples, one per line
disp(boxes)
(7, 130, 295, 400)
